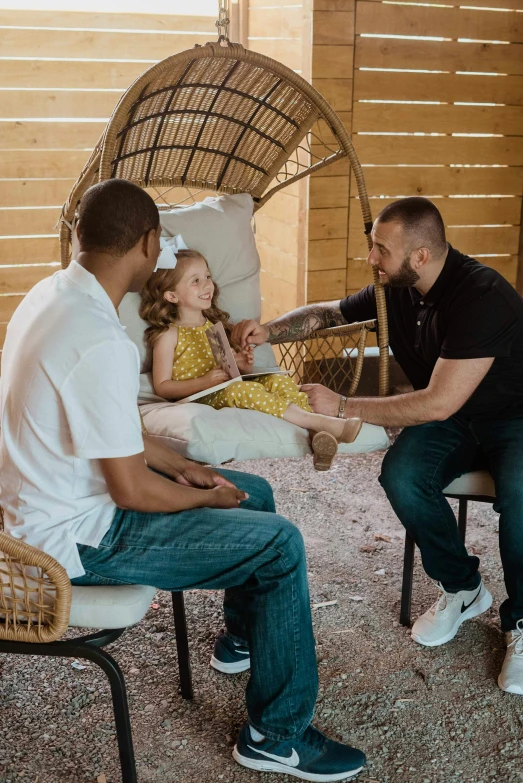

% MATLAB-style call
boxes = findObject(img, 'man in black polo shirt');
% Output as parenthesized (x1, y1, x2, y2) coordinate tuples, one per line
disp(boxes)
(232, 197, 523, 696)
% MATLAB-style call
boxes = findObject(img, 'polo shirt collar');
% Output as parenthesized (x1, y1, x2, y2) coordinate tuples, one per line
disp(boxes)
(409, 244, 457, 307)
(63, 260, 122, 327)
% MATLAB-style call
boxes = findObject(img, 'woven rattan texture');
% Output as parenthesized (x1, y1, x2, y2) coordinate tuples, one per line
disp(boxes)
(0, 532, 71, 643)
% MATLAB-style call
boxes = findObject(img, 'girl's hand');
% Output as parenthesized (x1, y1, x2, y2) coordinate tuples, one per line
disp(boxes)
(235, 345, 254, 373)
(203, 367, 231, 386)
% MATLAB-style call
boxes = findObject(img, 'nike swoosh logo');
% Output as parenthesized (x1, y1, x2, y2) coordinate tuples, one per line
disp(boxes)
(461, 587, 482, 614)
(247, 745, 300, 767)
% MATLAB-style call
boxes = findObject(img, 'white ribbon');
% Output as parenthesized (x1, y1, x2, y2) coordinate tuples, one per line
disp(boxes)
(155, 233, 188, 272)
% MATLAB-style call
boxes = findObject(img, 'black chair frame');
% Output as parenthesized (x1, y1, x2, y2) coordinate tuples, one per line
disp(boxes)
(0, 591, 193, 783)
(399, 493, 495, 627)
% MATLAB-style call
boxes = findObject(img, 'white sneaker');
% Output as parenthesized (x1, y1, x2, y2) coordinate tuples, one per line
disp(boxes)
(498, 619, 523, 696)
(411, 581, 492, 647)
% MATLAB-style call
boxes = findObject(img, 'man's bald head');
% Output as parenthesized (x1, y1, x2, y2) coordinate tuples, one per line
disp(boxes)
(375, 197, 447, 259)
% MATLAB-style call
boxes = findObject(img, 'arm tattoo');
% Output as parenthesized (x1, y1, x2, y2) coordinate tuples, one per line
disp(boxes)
(265, 301, 345, 344)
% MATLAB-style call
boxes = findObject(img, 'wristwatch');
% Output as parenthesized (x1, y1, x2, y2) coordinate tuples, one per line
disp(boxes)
(338, 395, 348, 419)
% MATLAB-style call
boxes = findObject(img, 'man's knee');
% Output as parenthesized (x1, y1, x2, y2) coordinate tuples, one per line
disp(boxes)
(379, 444, 419, 502)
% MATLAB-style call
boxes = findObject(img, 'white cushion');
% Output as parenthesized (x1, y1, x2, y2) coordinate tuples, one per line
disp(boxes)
(443, 470, 495, 498)
(69, 584, 156, 629)
(119, 192, 276, 402)
(140, 401, 390, 464)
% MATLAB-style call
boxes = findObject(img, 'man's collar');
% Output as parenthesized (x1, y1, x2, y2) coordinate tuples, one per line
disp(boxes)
(409, 244, 457, 307)
(63, 260, 123, 327)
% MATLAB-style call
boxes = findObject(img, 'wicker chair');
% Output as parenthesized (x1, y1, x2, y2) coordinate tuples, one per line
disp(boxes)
(0, 531, 193, 783)
(58, 41, 389, 398)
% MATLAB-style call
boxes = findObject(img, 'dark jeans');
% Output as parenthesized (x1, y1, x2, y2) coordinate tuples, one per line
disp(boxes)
(71, 469, 318, 741)
(379, 415, 523, 631)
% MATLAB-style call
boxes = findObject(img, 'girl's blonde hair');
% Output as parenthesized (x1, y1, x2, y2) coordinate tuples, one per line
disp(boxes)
(139, 249, 233, 344)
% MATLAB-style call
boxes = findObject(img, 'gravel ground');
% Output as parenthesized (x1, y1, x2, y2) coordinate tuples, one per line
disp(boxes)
(1, 446, 521, 783)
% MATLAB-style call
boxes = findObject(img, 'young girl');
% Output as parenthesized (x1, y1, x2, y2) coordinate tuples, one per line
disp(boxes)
(140, 249, 361, 470)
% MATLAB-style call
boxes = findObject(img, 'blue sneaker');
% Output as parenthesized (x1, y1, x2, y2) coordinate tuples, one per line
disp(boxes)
(233, 723, 365, 781)
(210, 632, 250, 674)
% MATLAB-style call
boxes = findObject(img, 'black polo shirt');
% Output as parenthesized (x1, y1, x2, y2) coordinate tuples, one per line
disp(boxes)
(340, 245, 523, 419)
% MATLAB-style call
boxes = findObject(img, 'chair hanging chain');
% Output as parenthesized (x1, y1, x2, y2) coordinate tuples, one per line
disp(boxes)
(216, 0, 230, 42)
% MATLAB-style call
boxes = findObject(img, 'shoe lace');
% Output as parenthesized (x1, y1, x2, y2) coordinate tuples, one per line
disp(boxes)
(429, 583, 450, 615)
(508, 619, 523, 657)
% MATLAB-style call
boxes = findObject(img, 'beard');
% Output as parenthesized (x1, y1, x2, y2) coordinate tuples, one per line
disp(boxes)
(383, 254, 420, 288)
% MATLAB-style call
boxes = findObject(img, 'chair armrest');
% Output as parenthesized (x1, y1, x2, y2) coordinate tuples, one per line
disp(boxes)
(0, 531, 72, 643)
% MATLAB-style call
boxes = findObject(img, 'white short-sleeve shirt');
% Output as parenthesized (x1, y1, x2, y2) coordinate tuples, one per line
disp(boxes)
(0, 261, 144, 578)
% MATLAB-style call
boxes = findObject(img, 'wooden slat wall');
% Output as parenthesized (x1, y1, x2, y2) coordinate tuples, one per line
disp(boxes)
(0, 9, 216, 346)
(246, 0, 313, 322)
(306, 0, 523, 313)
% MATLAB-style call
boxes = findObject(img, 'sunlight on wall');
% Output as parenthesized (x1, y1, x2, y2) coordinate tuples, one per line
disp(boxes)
(0, 0, 219, 14)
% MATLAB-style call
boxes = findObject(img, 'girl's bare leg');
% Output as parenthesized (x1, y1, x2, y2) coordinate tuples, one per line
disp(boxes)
(282, 404, 361, 443)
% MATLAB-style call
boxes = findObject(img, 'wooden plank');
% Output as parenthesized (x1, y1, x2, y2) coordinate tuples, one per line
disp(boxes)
(310, 79, 353, 111)
(256, 192, 300, 225)
(0, 150, 90, 178)
(308, 238, 348, 270)
(0, 10, 216, 32)
(352, 166, 523, 196)
(350, 196, 522, 227)
(313, 12, 355, 45)
(257, 242, 298, 287)
(355, 1, 523, 44)
(0, 180, 75, 208)
(352, 134, 523, 166)
(307, 268, 346, 300)
(0, 207, 61, 236)
(249, 6, 303, 38)
(346, 257, 373, 289)
(0, 60, 147, 90)
(0, 264, 57, 294)
(355, 38, 523, 75)
(354, 70, 523, 106)
(356, 0, 523, 7)
(312, 45, 354, 78)
(0, 90, 122, 120)
(310, 176, 350, 208)
(0, 295, 23, 321)
(0, 237, 60, 264)
(353, 102, 523, 135)
(481, 255, 518, 284)
(1, 29, 211, 61)
(315, 0, 355, 11)
(248, 39, 303, 71)
(0, 121, 104, 149)
(348, 223, 520, 257)
(309, 207, 347, 240)
(255, 214, 299, 256)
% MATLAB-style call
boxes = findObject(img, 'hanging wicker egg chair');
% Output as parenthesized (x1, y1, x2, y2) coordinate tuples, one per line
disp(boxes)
(59, 33, 389, 396)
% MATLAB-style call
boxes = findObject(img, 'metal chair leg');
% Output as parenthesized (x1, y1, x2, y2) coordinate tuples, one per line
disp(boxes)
(80, 645, 137, 783)
(400, 533, 416, 627)
(171, 591, 194, 700)
(458, 498, 468, 541)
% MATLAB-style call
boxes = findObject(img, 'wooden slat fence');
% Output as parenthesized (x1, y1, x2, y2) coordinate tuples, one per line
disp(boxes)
(0, 8, 217, 345)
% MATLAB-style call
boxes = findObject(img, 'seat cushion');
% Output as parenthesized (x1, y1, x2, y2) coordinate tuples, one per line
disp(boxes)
(443, 470, 495, 498)
(140, 400, 390, 463)
(69, 584, 156, 629)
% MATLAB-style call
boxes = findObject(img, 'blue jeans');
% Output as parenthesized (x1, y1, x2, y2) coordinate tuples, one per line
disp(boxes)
(71, 469, 318, 740)
(379, 415, 523, 631)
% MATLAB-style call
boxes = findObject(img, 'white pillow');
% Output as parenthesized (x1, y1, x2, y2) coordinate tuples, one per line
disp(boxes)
(119, 192, 276, 393)
(139, 402, 390, 464)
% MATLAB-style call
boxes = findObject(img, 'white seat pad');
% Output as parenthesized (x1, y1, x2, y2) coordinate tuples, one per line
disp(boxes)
(69, 584, 156, 629)
(443, 470, 495, 498)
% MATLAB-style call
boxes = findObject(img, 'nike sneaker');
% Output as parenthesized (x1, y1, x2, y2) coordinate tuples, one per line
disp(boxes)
(411, 580, 492, 647)
(233, 723, 365, 782)
(498, 619, 523, 696)
(210, 632, 250, 674)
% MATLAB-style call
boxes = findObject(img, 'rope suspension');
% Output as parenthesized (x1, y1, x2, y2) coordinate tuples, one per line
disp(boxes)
(215, 0, 230, 43)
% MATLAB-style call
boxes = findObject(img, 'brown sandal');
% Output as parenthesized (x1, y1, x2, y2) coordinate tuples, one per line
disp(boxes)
(339, 417, 362, 444)
(311, 431, 338, 471)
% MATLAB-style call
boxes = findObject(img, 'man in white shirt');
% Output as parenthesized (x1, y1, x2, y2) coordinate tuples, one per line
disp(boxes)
(0, 180, 365, 781)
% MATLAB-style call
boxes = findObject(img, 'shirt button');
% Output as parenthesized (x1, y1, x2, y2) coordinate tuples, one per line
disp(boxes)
(420, 301, 424, 305)
(417, 320, 421, 325)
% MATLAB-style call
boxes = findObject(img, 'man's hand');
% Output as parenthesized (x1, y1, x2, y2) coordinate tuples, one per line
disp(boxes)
(301, 383, 341, 417)
(175, 463, 237, 489)
(231, 319, 269, 349)
(207, 486, 248, 508)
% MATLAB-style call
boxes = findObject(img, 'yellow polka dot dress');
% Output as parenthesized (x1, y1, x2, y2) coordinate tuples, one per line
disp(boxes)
(172, 321, 311, 418)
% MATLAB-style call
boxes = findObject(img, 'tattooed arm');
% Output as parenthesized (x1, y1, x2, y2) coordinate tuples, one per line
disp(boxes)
(230, 301, 345, 348)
